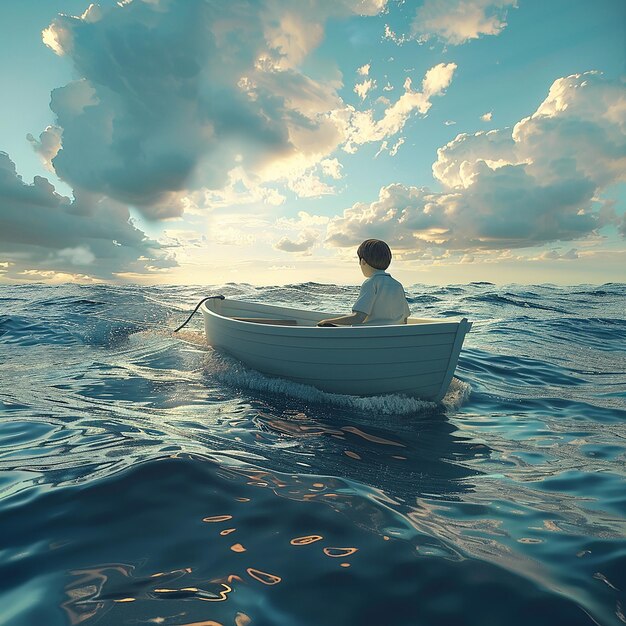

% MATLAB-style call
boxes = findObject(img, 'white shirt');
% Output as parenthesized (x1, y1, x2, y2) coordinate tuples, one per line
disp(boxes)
(352, 270, 411, 325)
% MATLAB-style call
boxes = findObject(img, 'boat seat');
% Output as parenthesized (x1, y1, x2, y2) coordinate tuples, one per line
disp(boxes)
(233, 317, 298, 326)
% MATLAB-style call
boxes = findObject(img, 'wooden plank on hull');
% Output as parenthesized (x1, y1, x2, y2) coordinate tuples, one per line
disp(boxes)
(209, 322, 457, 351)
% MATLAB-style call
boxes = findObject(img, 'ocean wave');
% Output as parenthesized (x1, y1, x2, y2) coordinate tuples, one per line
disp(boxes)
(463, 293, 568, 312)
(460, 348, 584, 387)
(37, 296, 107, 308)
(407, 295, 442, 304)
(0, 314, 80, 346)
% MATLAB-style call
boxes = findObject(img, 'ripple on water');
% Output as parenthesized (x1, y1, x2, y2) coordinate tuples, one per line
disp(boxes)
(0, 282, 624, 626)
(0, 456, 613, 626)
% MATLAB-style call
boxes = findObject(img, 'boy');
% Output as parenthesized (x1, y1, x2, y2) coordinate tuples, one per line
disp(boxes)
(317, 239, 410, 326)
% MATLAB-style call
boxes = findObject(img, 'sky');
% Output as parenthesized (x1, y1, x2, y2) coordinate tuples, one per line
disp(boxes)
(0, 0, 624, 286)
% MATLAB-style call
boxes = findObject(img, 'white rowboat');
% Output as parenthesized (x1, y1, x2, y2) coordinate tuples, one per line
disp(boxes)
(202, 297, 472, 401)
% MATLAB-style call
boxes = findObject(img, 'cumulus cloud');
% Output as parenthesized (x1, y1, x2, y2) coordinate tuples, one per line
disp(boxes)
(272, 211, 328, 254)
(274, 230, 319, 254)
(480, 111, 493, 121)
(412, 0, 517, 45)
(432, 127, 518, 188)
(0, 152, 176, 280)
(320, 158, 343, 180)
(38, 0, 389, 219)
(435, 72, 626, 190)
(326, 73, 626, 257)
(27, 126, 62, 171)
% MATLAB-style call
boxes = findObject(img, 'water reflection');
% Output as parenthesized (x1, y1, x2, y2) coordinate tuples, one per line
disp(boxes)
(2, 445, 486, 625)
(2, 282, 624, 626)
(62, 564, 134, 625)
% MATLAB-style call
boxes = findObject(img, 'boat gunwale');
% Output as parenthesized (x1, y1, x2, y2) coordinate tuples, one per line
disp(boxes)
(202, 299, 468, 337)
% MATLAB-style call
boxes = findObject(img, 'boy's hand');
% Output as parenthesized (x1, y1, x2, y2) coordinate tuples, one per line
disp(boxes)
(317, 312, 366, 326)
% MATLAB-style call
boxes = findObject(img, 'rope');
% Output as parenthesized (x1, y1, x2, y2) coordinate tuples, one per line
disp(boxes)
(174, 295, 225, 332)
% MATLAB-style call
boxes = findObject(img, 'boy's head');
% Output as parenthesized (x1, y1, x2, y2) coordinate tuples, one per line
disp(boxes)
(357, 239, 392, 270)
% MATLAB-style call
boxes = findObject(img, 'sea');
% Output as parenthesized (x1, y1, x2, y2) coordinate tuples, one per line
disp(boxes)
(1, 281, 625, 626)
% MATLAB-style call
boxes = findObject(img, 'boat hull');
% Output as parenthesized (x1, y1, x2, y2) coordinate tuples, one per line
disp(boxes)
(201, 298, 471, 401)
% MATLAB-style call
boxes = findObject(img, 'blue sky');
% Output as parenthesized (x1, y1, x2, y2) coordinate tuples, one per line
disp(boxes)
(1, 0, 624, 285)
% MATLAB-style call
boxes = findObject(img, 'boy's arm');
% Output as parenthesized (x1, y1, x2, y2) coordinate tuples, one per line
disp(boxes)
(317, 311, 367, 326)
(317, 279, 373, 326)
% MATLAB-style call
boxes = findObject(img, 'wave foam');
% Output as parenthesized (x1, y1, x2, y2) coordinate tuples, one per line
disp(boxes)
(206, 352, 470, 416)
(442, 377, 472, 411)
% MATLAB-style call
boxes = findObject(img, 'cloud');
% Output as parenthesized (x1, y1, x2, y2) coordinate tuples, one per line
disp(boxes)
(273, 211, 328, 254)
(286, 158, 344, 198)
(0, 152, 176, 280)
(480, 111, 493, 121)
(374, 137, 405, 158)
(354, 78, 377, 100)
(288, 172, 337, 198)
(435, 72, 626, 190)
(389, 137, 405, 156)
(320, 158, 343, 180)
(38, 0, 389, 219)
(56, 245, 96, 265)
(412, 0, 517, 45)
(354, 64, 376, 100)
(27, 126, 63, 171)
(326, 73, 625, 257)
(274, 230, 318, 254)
(214, 228, 256, 247)
(197, 167, 286, 211)
(275, 211, 330, 230)
(342, 63, 457, 152)
(201, 212, 273, 248)
(383, 24, 410, 45)
(537, 248, 579, 261)
(432, 127, 518, 189)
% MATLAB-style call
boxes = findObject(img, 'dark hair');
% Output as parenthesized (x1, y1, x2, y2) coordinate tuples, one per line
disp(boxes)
(357, 239, 392, 270)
